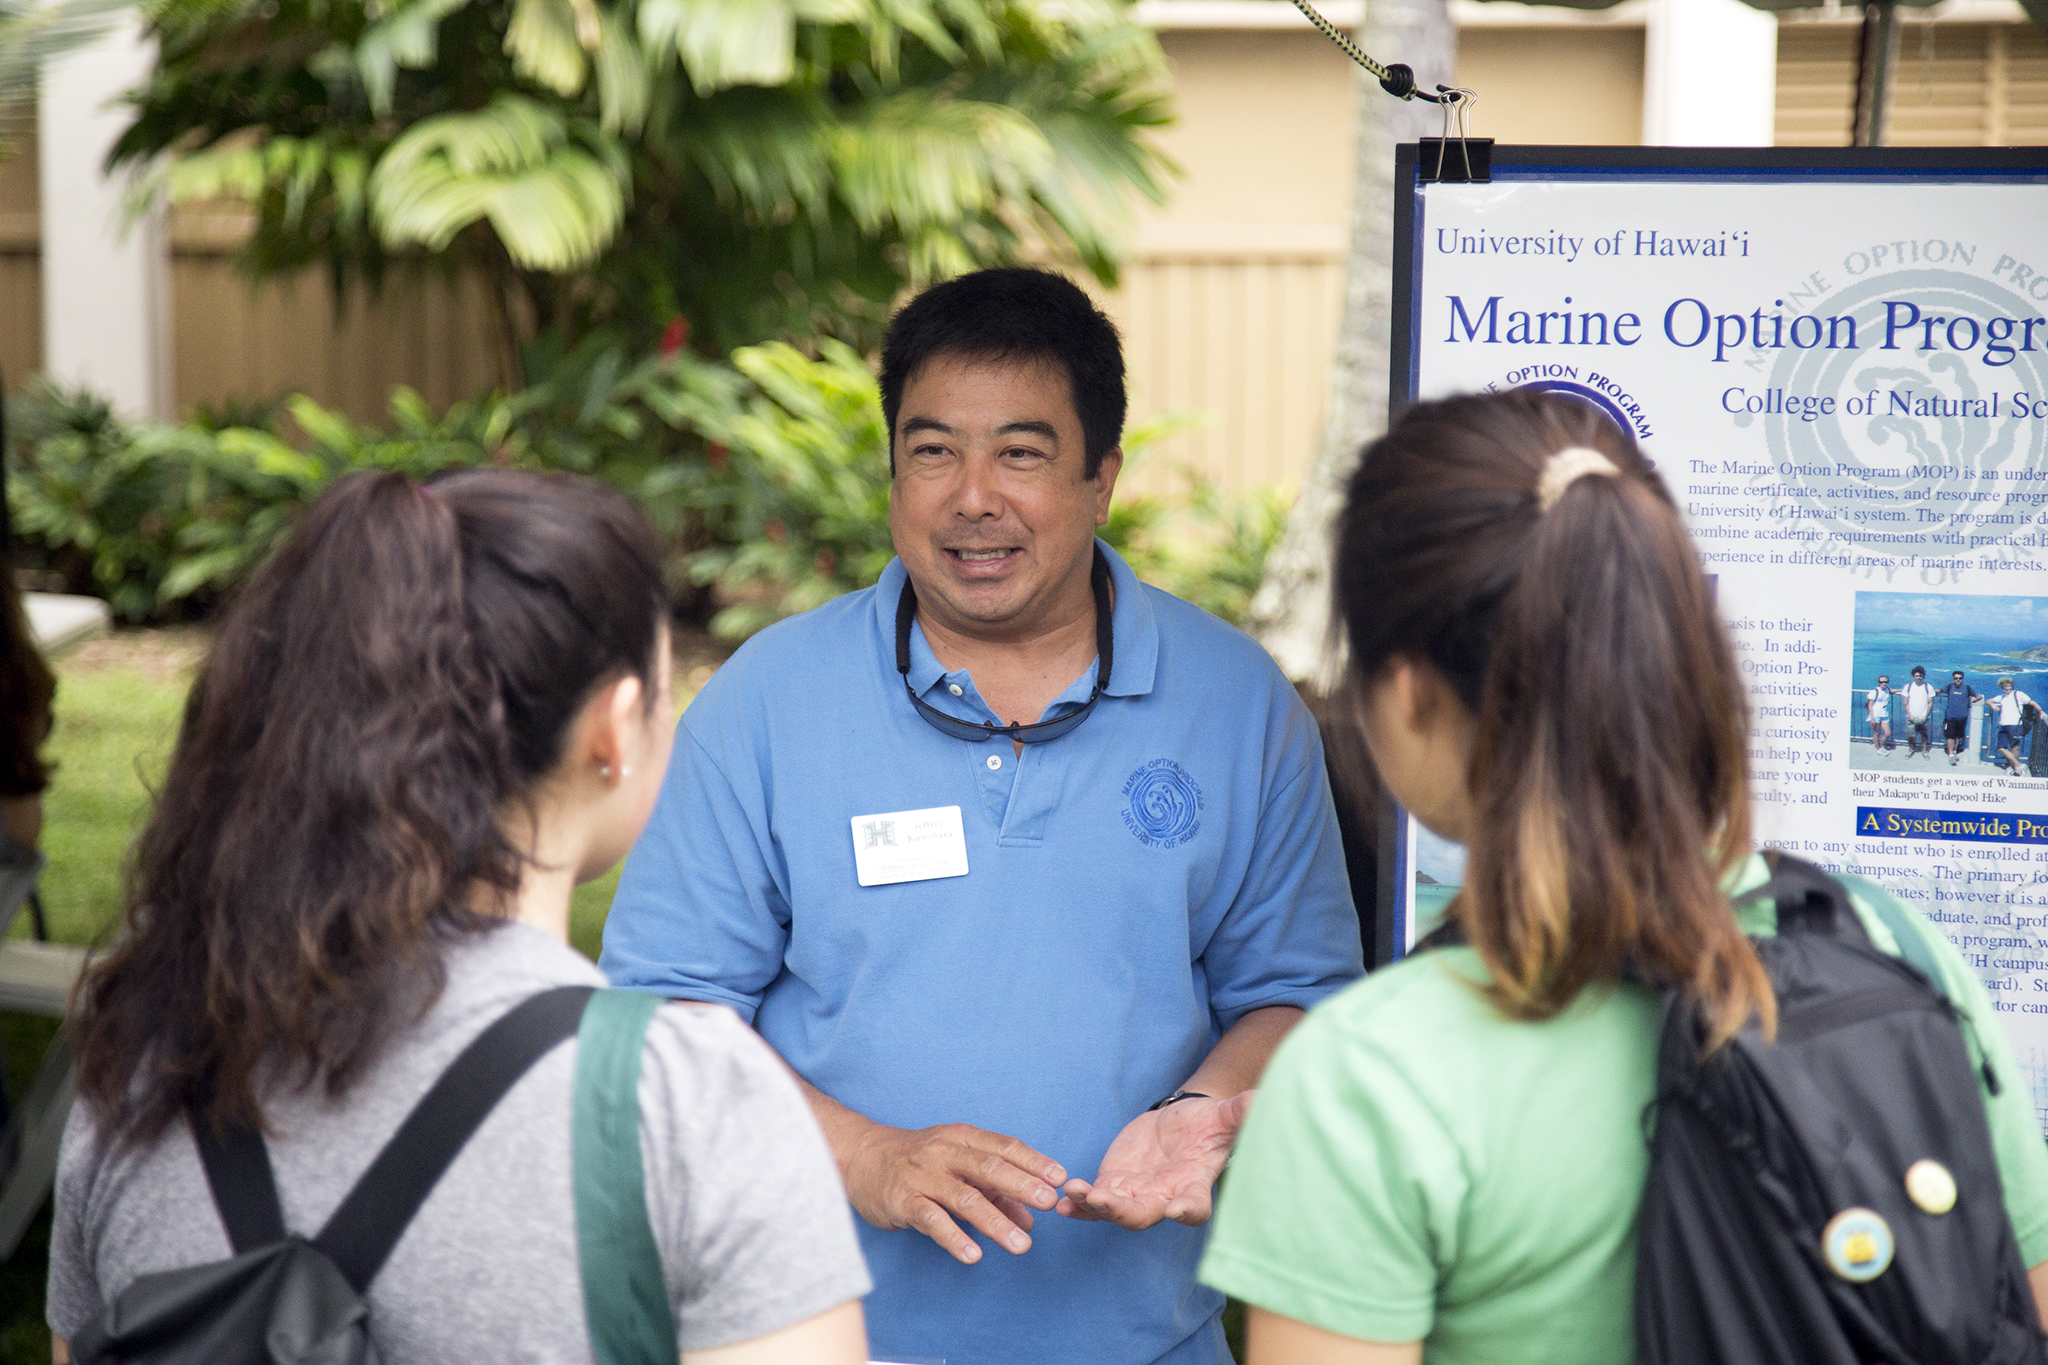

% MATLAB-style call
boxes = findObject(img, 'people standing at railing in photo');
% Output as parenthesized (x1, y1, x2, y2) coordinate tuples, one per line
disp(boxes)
(1942, 670, 1984, 767)
(1988, 677, 2036, 778)
(1865, 674, 1893, 752)
(1902, 666, 1936, 757)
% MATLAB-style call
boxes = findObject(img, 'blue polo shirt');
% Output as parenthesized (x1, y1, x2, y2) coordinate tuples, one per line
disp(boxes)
(600, 543, 1362, 1365)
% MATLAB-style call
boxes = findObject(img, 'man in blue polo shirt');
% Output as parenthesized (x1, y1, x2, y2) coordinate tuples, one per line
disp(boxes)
(601, 267, 1362, 1365)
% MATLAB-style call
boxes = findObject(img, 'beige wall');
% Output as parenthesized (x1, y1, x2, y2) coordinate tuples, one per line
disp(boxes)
(170, 217, 501, 422)
(1104, 30, 1355, 496)
(1458, 25, 1647, 144)
(1104, 17, 1649, 496)
(0, 130, 500, 418)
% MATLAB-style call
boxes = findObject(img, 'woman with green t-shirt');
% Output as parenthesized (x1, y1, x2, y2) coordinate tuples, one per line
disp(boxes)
(1197, 390, 2048, 1364)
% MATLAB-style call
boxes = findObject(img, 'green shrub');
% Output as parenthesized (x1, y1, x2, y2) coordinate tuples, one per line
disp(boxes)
(648, 341, 895, 638)
(8, 385, 328, 620)
(6, 380, 516, 618)
(6, 347, 1286, 632)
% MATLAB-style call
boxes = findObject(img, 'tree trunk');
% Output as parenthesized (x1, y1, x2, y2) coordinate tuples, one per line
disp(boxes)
(1245, 0, 1455, 687)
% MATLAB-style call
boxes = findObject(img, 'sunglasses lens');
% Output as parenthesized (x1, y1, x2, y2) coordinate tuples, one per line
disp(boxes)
(906, 683, 1100, 744)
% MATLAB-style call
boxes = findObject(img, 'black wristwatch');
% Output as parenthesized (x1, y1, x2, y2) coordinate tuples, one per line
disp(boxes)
(1147, 1089, 1211, 1112)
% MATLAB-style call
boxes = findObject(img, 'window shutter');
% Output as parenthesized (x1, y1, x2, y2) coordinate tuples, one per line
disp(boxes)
(1775, 20, 2048, 145)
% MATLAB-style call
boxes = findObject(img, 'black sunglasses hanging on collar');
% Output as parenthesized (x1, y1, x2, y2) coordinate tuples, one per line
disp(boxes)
(895, 547, 1113, 745)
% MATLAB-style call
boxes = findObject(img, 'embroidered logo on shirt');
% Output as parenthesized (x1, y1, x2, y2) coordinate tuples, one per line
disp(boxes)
(1121, 759, 1204, 849)
(862, 819, 897, 848)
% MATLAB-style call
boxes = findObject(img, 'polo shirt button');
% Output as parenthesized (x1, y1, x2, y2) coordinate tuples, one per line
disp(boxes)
(949, 684, 964, 697)
(986, 755, 1002, 770)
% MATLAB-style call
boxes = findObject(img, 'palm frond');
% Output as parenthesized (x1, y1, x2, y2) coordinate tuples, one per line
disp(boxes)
(593, 10, 650, 134)
(639, 0, 796, 93)
(505, 0, 590, 96)
(831, 89, 1048, 232)
(369, 94, 629, 269)
(0, 0, 135, 103)
(356, 0, 471, 116)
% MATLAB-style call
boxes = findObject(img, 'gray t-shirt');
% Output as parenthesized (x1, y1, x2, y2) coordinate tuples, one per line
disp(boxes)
(48, 922, 871, 1359)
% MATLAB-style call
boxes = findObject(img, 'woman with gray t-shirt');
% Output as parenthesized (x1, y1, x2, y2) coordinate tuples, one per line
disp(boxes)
(49, 470, 871, 1364)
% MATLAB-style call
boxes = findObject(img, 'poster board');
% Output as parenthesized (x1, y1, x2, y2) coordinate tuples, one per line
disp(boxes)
(1385, 144, 2048, 1131)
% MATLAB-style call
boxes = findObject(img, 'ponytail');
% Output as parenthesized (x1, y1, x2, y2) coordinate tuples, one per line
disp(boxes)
(1336, 392, 1772, 1047)
(74, 470, 667, 1144)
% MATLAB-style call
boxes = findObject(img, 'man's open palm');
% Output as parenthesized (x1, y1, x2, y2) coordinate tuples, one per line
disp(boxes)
(1057, 1091, 1254, 1230)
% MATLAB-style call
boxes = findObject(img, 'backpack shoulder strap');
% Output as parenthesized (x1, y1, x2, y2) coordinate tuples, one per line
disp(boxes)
(189, 1107, 288, 1254)
(1835, 872, 1948, 997)
(1735, 850, 1862, 939)
(312, 983, 596, 1291)
(573, 988, 676, 1365)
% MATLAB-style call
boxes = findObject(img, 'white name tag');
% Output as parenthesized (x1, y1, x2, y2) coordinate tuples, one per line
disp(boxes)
(850, 805, 970, 887)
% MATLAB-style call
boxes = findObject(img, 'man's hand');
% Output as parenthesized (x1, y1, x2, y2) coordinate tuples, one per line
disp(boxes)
(1056, 1091, 1253, 1230)
(842, 1122, 1068, 1265)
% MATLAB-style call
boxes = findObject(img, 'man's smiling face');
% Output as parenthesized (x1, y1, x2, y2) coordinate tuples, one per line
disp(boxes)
(888, 352, 1120, 640)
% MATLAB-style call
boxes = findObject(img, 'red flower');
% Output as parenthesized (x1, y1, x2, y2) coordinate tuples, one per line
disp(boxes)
(659, 316, 690, 358)
(766, 519, 788, 544)
(706, 442, 728, 469)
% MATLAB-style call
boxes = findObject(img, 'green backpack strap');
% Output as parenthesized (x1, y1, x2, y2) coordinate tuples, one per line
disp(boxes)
(573, 988, 677, 1365)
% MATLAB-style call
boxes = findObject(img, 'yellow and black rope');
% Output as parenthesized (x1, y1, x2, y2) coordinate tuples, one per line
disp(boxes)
(1286, 0, 1437, 102)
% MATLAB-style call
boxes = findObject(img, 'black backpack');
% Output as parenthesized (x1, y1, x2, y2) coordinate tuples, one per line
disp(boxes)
(71, 985, 599, 1365)
(1635, 853, 2044, 1363)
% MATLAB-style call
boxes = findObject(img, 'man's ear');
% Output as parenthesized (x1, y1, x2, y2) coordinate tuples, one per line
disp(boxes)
(1092, 446, 1124, 525)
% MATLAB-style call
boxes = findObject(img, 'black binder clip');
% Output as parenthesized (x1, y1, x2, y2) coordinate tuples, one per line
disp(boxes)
(1418, 88, 1491, 184)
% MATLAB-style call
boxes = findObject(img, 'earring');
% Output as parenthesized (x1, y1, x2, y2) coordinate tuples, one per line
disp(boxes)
(598, 764, 613, 781)
(620, 765, 634, 779)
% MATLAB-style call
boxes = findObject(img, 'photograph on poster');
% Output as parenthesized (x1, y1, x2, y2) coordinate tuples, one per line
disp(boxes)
(1851, 592, 2048, 778)
(1411, 824, 1467, 945)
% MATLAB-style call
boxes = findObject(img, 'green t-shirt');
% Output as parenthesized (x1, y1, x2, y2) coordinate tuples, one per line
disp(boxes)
(1198, 853, 2048, 1361)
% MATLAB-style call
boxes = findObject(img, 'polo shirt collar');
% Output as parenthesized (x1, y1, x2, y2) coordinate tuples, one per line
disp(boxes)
(876, 539, 1160, 701)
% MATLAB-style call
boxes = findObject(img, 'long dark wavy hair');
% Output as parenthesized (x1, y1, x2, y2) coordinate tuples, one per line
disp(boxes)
(73, 469, 668, 1145)
(1335, 390, 1771, 1047)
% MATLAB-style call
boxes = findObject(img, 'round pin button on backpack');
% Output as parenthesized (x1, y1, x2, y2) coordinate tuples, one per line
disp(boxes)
(1904, 1159, 1958, 1215)
(1821, 1207, 1895, 1283)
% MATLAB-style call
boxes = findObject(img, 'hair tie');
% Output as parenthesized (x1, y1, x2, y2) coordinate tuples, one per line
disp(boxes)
(1536, 446, 1620, 513)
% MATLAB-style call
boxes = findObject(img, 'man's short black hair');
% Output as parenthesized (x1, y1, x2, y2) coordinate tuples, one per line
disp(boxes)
(879, 267, 1127, 480)
(1912, 667, 1926, 676)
